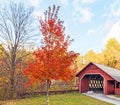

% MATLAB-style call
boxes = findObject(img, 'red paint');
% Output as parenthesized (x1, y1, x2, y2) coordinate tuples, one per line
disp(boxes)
(77, 62, 120, 95)
(115, 88, 120, 95)
(107, 80, 114, 94)
(81, 76, 89, 92)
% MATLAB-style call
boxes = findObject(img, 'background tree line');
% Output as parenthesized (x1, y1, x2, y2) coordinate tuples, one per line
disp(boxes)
(76, 38, 120, 71)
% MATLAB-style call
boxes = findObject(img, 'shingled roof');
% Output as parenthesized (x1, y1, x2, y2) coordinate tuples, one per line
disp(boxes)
(77, 62, 120, 82)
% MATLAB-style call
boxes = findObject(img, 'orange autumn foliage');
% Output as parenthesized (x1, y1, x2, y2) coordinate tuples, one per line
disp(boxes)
(23, 5, 78, 86)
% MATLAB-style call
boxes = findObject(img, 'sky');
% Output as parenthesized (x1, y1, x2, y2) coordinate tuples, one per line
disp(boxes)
(0, 0, 120, 55)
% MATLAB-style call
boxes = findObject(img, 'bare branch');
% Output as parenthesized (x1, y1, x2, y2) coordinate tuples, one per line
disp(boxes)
(0, 1, 36, 94)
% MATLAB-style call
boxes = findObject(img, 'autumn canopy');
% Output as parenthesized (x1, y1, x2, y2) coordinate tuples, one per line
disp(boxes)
(23, 5, 78, 86)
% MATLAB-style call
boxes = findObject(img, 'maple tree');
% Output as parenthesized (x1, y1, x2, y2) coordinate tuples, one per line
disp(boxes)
(23, 5, 78, 105)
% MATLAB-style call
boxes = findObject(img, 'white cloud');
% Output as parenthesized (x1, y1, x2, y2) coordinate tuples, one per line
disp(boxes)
(33, 11, 41, 18)
(79, 7, 94, 23)
(99, 0, 120, 32)
(87, 29, 96, 36)
(81, 0, 96, 4)
(73, 0, 94, 23)
(106, 21, 120, 42)
(0, 0, 7, 4)
(103, 0, 120, 44)
(112, 8, 120, 17)
(109, 0, 120, 19)
(73, 7, 94, 23)
(103, 20, 113, 31)
(29, 0, 41, 7)
(59, 0, 68, 6)
(104, 0, 120, 29)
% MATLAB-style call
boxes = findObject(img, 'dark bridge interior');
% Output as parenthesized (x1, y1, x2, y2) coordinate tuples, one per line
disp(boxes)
(86, 74, 104, 92)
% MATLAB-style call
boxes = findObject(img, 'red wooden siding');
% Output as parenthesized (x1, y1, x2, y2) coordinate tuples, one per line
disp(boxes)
(115, 88, 120, 95)
(77, 63, 120, 95)
(81, 76, 89, 93)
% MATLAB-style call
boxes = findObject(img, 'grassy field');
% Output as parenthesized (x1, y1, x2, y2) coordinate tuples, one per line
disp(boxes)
(0, 92, 114, 105)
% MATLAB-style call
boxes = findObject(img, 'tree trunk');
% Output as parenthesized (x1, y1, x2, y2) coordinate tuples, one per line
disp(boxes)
(46, 80, 49, 105)
(9, 55, 16, 98)
(9, 69, 15, 98)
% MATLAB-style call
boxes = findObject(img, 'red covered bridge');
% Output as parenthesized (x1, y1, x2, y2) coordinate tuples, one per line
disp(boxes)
(76, 62, 120, 95)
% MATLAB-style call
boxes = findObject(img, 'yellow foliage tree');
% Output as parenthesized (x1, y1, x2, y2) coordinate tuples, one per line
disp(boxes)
(102, 38, 120, 69)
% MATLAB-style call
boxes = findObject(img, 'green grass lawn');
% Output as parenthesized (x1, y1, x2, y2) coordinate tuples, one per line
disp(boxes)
(0, 92, 114, 105)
